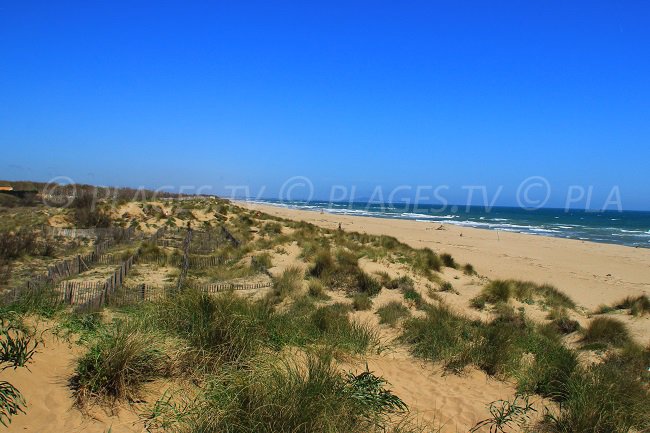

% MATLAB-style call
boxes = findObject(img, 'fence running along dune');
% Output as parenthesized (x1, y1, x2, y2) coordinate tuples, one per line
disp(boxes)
(6, 227, 166, 311)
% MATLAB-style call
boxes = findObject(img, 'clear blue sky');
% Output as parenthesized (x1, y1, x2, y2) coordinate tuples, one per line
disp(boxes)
(1, 2, 649, 209)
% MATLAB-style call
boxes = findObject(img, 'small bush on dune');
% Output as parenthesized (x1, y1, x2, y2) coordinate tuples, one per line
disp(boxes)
(152, 290, 271, 364)
(384, 275, 414, 291)
(336, 249, 359, 268)
(72, 193, 111, 228)
(440, 253, 458, 269)
(470, 296, 487, 310)
(473, 280, 575, 310)
(269, 266, 303, 303)
(377, 302, 411, 327)
(535, 284, 576, 309)
(410, 248, 442, 277)
(357, 272, 381, 296)
(309, 249, 335, 278)
(310, 305, 378, 353)
(438, 281, 456, 293)
(402, 304, 578, 396)
(159, 354, 407, 433)
(307, 279, 329, 300)
(402, 287, 425, 309)
(401, 304, 478, 369)
(482, 280, 512, 303)
(547, 308, 581, 335)
(544, 354, 650, 433)
(374, 271, 393, 288)
(259, 221, 282, 237)
(582, 317, 631, 347)
(463, 263, 476, 275)
(251, 252, 273, 273)
(616, 294, 650, 316)
(352, 292, 373, 311)
(73, 322, 169, 403)
(0, 318, 38, 426)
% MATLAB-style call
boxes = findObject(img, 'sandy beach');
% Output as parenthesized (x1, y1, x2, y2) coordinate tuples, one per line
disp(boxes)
(242, 202, 650, 313)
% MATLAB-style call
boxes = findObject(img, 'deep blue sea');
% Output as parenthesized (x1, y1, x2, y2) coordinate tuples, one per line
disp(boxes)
(248, 199, 650, 249)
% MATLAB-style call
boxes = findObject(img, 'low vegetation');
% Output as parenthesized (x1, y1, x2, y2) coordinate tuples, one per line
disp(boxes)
(376, 301, 411, 327)
(1, 193, 648, 432)
(471, 279, 575, 310)
(581, 317, 631, 348)
(0, 317, 38, 426)
(72, 322, 170, 403)
(596, 294, 650, 317)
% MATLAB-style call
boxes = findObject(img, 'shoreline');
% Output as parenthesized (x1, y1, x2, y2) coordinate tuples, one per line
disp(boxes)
(240, 200, 650, 311)
(239, 200, 650, 249)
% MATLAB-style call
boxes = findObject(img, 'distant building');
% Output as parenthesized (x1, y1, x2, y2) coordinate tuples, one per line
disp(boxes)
(0, 185, 38, 199)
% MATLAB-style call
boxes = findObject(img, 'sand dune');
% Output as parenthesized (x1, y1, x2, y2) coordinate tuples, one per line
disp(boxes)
(242, 202, 650, 311)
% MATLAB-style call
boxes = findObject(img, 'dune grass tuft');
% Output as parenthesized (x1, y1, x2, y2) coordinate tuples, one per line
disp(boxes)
(440, 253, 458, 269)
(581, 317, 631, 347)
(268, 266, 303, 303)
(597, 294, 650, 317)
(307, 279, 330, 300)
(462, 263, 476, 275)
(73, 322, 169, 403)
(146, 353, 408, 433)
(471, 279, 575, 310)
(352, 292, 373, 311)
(376, 301, 411, 327)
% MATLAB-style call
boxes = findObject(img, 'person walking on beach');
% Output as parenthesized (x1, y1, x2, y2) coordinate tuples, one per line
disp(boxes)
(338, 222, 342, 231)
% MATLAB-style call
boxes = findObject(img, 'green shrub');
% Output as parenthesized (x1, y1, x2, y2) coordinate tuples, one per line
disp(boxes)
(440, 253, 458, 269)
(336, 249, 359, 268)
(260, 221, 282, 236)
(544, 356, 650, 432)
(412, 248, 442, 274)
(154, 354, 407, 433)
(73, 322, 168, 402)
(307, 279, 329, 300)
(616, 295, 650, 316)
(470, 296, 487, 310)
(547, 308, 581, 335)
(0, 318, 38, 426)
(376, 302, 411, 327)
(582, 317, 631, 347)
(438, 281, 456, 293)
(482, 280, 512, 303)
(463, 263, 476, 275)
(402, 287, 424, 309)
(476, 280, 575, 309)
(401, 304, 478, 369)
(309, 305, 378, 353)
(251, 253, 272, 273)
(356, 272, 381, 296)
(352, 292, 373, 311)
(269, 266, 303, 302)
(152, 290, 272, 364)
(309, 249, 335, 278)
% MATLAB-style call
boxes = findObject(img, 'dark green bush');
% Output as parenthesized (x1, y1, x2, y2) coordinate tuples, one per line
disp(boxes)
(582, 317, 631, 347)
(352, 292, 373, 311)
(376, 302, 410, 327)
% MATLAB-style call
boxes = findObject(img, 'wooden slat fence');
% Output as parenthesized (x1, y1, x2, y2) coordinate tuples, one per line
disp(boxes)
(5, 227, 167, 310)
(45, 226, 136, 240)
(189, 281, 273, 293)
